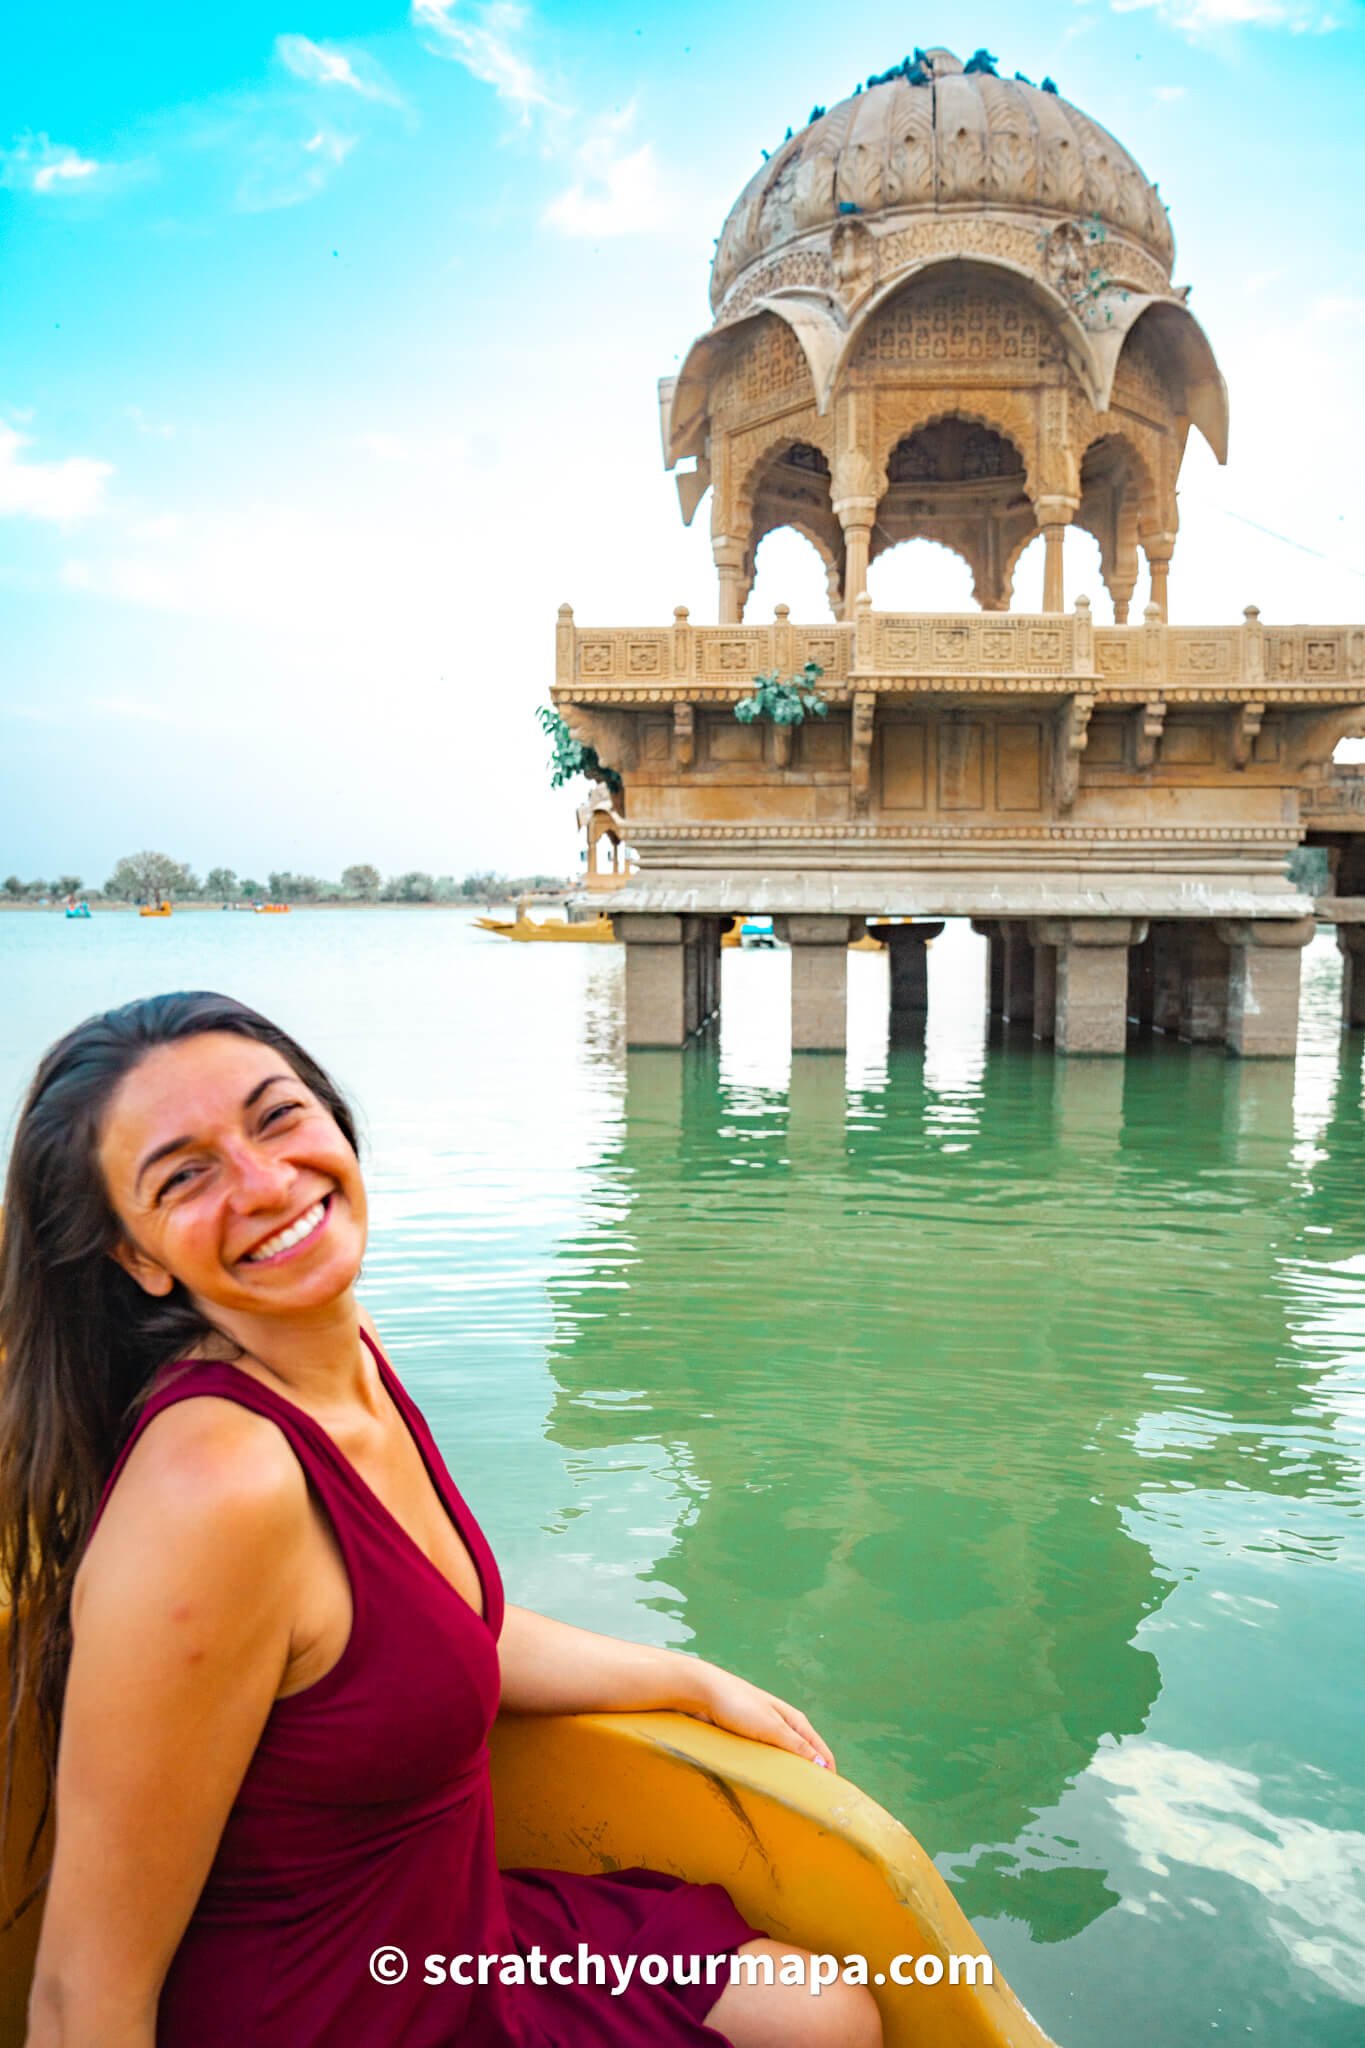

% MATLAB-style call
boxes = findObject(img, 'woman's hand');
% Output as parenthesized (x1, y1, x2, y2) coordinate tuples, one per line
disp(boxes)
(682, 1663, 837, 1771)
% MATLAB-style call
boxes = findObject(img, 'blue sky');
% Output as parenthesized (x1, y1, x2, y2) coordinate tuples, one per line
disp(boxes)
(3, 0, 1364, 885)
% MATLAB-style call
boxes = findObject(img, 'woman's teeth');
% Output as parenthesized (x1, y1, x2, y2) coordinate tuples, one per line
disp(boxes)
(244, 1199, 327, 1262)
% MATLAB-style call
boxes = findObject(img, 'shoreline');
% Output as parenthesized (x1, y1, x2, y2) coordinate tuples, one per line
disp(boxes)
(0, 899, 527, 914)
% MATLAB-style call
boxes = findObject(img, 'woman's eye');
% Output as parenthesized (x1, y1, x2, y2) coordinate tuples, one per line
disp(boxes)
(158, 1165, 200, 1200)
(262, 1100, 302, 1129)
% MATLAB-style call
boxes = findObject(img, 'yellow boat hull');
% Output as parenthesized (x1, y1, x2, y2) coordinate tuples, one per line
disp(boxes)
(0, 1701, 1055, 2047)
(491, 1712, 1056, 2048)
(474, 916, 616, 943)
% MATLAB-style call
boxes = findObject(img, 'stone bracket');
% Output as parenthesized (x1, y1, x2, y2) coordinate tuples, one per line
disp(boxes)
(1213, 917, 1315, 950)
(1230, 700, 1265, 770)
(1134, 697, 1166, 771)
(773, 722, 795, 769)
(850, 690, 875, 815)
(1054, 693, 1095, 813)
(673, 701, 695, 771)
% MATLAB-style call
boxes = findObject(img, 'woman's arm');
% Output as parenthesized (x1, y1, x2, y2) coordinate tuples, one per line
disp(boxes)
(496, 1605, 835, 1767)
(25, 1400, 308, 2048)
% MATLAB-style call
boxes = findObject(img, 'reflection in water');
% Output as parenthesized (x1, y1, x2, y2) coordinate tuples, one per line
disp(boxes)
(543, 934, 1365, 2048)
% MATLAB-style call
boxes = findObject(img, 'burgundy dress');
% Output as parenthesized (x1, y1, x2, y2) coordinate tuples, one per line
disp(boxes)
(87, 1332, 758, 2045)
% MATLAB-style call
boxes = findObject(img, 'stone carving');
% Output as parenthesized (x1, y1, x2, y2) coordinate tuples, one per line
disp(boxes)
(1043, 221, 1090, 302)
(1231, 700, 1265, 770)
(1055, 693, 1094, 812)
(857, 280, 1048, 370)
(830, 216, 876, 308)
(849, 691, 876, 814)
(672, 701, 695, 770)
(1134, 698, 1165, 770)
(717, 314, 815, 425)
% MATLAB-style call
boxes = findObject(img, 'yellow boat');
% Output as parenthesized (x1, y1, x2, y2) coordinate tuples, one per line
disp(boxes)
(138, 900, 172, 918)
(475, 898, 615, 943)
(254, 903, 291, 915)
(0, 1693, 1056, 2048)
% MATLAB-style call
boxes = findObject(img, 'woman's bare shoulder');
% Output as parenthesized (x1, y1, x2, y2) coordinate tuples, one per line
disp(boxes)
(79, 1392, 309, 1602)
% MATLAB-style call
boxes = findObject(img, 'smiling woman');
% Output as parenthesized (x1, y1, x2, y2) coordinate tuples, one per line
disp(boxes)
(0, 992, 880, 2048)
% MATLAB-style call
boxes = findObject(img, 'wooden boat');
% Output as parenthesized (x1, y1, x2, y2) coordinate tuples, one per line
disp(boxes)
(0, 1693, 1056, 2048)
(475, 898, 615, 943)
(138, 900, 172, 918)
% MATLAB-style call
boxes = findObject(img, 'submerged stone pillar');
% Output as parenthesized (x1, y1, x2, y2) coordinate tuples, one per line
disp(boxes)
(1150, 922, 1183, 1034)
(618, 914, 716, 1048)
(1030, 933, 1058, 1043)
(971, 919, 1006, 1015)
(776, 915, 858, 1051)
(1127, 931, 1156, 1028)
(1215, 918, 1315, 1057)
(882, 922, 944, 1038)
(1339, 923, 1365, 1028)
(1035, 919, 1147, 1055)
(1179, 924, 1232, 1044)
(1002, 925, 1036, 1025)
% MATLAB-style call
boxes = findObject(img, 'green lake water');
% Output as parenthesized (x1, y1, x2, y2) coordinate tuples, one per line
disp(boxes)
(1, 909, 1362, 2047)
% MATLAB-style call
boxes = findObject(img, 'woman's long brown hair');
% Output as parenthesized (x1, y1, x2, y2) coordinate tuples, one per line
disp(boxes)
(0, 991, 358, 1903)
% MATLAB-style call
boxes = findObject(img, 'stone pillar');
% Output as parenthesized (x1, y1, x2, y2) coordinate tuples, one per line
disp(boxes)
(1034, 919, 1147, 1055)
(775, 915, 857, 1051)
(1151, 922, 1183, 1034)
(1214, 919, 1315, 1057)
(617, 914, 689, 1047)
(1338, 923, 1365, 1029)
(971, 919, 1006, 1016)
(1179, 924, 1231, 1044)
(1127, 931, 1155, 1028)
(834, 497, 877, 614)
(1142, 533, 1176, 623)
(1030, 934, 1057, 1043)
(882, 922, 944, 1038)
(1002, 925, 1036, 1025)
(687, 916, 723, 1037)
(1035, 496, 1077, 615)
(713, 537, 747, 625)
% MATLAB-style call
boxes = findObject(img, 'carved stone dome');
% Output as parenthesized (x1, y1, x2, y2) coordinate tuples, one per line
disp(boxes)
(712, 48, 1174, 314)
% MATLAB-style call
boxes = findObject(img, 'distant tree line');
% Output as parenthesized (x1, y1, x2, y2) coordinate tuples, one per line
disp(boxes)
(2, 855, 568, 907)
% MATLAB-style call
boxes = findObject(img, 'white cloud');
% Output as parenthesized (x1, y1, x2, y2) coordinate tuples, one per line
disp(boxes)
(275, 34, 402, 106)
(0, 424, 112, 524)
(412, 0, 552, 117)
(237, 128, 355, 211)
(1, 135, 104, 193)
(1113, 0, 1340, 31)
(1155, 84, 1188, 99)
(545, 111, 668, 239)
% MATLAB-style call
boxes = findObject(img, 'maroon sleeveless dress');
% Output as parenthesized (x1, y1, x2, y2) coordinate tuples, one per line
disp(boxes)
(87, 1333, 758, 2045)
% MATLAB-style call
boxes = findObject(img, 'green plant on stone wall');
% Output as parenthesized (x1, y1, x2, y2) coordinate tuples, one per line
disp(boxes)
(536, 706, 623, 796)
(734, 663, 828, 727)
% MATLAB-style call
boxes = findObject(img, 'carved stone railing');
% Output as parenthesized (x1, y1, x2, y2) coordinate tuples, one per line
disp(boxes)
(1303, 764, 1365, 825)
(555, 599, 1365, 701)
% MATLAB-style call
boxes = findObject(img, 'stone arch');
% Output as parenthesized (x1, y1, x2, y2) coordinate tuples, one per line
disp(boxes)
(872, 393, 1041, 505)
(744, 522, 841, 621)
(833, 253, 1104, 409)
(867, 534, 979, 612)
(1076, 430, 1154, 623)
(666, 300, 832, 466)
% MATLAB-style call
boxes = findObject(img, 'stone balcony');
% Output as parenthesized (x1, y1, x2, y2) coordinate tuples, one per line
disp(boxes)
(556, 598, 1365, 700)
